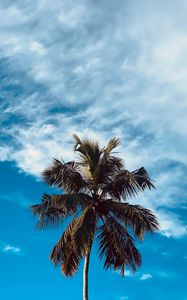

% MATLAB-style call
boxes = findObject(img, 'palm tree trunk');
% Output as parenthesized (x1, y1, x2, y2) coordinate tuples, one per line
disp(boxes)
(83, 249, 91, 300)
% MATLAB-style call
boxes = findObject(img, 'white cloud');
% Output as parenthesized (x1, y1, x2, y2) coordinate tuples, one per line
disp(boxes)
(58, 5, 86, 28)
(30, 41, 47, 56)
(157, 211, 187, 238)
(156, 271, 176, 279)
(1, 245, 21, 254)
(124, 270, 133, 277)
(140, 274, 152, 281)
(0, 146, 10, 161)
(0, 0, 187, 238)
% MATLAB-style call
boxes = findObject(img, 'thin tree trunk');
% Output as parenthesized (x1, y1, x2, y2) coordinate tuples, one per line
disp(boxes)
(83, 249, 91, 300)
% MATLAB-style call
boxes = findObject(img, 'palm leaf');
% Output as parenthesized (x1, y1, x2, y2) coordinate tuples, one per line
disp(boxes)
(73, 206, 97, 253)
(50, 206, 96, 277)
(73, 134, 102, 176)
(102, 200, 159, 239)
(42, 159, 88, 193)
(94, 154, 124, 186)
(31, 193, 92, 228)
(132, 167, 155, 190)
(91, 137, 123, 186)
(102, 168, 154, 200)
(97, 217, 141, 274)
(50, 218, 82, 276)
(102, 137, 121, 155)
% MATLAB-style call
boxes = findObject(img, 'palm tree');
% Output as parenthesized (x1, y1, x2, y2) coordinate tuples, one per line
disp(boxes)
(31, 135, 159, 300)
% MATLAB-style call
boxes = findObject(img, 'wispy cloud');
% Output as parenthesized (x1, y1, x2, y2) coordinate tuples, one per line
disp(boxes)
(0, 0, 187, 238)
(1, 244, 21, 255)
(140, 273, 152, 281)
(157, 210, 187, 238)
(124, 270, 133, 277)
(156, 271, 177, 279)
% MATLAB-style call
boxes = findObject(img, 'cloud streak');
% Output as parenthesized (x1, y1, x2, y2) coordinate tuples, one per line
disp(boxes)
(1, 244, 21, 255)
(1, 0, 187, 238)
(140, 273, 152, 281)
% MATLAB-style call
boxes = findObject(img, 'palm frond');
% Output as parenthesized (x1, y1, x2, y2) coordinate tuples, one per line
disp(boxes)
(91, 137, 123, 186)
(132, 167, 155, 190)
(50, 206, 96, 277)
(73, 206, 96, 253)
(102, 168, 154, 200)
(94, 154, 124, 186)
(31, 193, 92, 229)
(42, 159, 88, 193)
(50, 218, 82, 276)
(97, 217, 141, 275)
(102, 137, 121, 155)
(73, 134, 102, 176)
(73, 134, 83, 152)
(102, 170, 140, 200)
(102, 200, 159, 239)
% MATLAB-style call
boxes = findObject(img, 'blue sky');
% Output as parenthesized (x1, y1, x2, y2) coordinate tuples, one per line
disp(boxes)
(0, 0, 187, 299)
